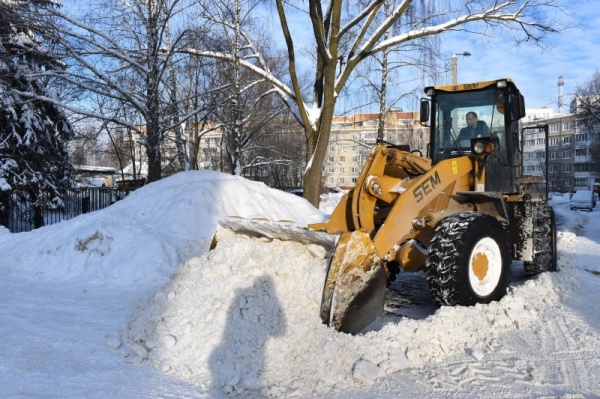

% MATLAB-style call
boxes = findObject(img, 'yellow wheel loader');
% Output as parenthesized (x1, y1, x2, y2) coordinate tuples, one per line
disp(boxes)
(214, 78, 557, 334)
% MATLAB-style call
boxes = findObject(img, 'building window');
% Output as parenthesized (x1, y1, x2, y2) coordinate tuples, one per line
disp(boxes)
(562, 150, 571, 159)
(362, 132, 376, 141)
(339, 156, 345, 162)
(575, 148, 589, 156)
(549, 138, 559, 146)
(575, 178, 587, 186)
(339, 177, 345, 184)
(563, 164, 572, 173)
(550, 152, 557, 160)
(565, 178, 572, 187)
(563, 136, 572, 145)
(550, 124, 559, 132)
(575, 163, 599, 172)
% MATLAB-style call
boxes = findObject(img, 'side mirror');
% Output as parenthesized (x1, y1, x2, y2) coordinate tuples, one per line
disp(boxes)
(420, 99, 430, 125)
(510, 92, 526, 121)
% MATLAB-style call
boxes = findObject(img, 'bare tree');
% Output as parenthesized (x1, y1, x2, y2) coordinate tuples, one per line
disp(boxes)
(574, 70, 600, 164)
(195, 0, 288, 176)
(39, 0, 199, 183)
(189, 0, 568, 206)
(172, 32, 223, 171)
(69, 124, 103, 166)
(351, 0, 443, 141)
(46, 0, 288, 182)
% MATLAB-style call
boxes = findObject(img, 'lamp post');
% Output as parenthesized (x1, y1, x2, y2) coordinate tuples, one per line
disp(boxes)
(451, 51, 471, 84)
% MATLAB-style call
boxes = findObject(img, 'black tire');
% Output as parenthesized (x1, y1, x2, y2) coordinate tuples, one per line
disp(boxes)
(425, 212, 511, 306)
(524, 204, 557, 275)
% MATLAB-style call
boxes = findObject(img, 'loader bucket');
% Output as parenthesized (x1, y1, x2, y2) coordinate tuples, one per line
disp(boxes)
(320, 229, 387, 334)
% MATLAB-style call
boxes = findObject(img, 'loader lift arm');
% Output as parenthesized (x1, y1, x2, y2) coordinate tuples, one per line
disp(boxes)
(313, 144, 476, 334)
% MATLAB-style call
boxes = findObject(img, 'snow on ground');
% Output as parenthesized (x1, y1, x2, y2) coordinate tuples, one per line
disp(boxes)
(1, 171, 600, 398)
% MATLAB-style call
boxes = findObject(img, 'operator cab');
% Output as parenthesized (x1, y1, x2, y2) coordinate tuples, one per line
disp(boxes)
(420, 79, 526, 194)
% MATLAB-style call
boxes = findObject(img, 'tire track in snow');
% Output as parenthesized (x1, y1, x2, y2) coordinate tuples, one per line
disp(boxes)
(407, 209, 600, 398)
(415, 308, 600, 397)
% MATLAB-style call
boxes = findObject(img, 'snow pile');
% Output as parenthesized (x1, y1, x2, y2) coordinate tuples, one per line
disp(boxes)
(124, 218, 574, 398)
(318, 190, 347, 214)
(0, 171, 325, 287)
(124, 228, 335, 397)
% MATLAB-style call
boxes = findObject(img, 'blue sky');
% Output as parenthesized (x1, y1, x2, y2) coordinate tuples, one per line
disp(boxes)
(439, 0, 600, 112)
(262, 1, 599, 115)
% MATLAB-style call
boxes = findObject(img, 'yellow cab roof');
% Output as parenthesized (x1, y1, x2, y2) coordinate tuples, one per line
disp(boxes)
(424, 78, 516, 93)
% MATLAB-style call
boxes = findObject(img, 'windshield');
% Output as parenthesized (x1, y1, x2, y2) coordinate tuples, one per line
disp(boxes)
(431, 86, 506, 164)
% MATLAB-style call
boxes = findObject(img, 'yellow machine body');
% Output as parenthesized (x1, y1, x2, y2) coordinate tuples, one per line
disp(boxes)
(215, 79, 557, 334)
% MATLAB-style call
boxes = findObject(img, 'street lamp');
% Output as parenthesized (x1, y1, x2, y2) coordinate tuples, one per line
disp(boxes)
(451, 51, 471, 84)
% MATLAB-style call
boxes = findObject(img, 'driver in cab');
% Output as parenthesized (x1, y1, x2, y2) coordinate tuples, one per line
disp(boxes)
(457, 111, 489, 146)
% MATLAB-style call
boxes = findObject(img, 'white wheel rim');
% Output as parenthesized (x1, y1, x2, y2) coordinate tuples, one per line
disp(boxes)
(468, 237, 503, 297)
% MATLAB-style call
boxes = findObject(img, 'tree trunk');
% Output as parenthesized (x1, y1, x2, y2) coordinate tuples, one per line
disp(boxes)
(146, 121, 162, 182)
(304, 104, 335, 206)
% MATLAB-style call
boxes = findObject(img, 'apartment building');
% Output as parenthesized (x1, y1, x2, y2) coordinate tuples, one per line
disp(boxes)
(521, 112, 599, 193)
(323, 111, 427, 188)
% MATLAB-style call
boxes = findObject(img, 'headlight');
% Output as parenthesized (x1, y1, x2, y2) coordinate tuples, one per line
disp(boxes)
(472, 139, 497, 155)
(473, 141, 485, 154)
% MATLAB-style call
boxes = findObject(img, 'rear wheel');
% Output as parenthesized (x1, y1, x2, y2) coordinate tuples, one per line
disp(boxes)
(524, 204, 557, 275)
(426, 212, 511, 306)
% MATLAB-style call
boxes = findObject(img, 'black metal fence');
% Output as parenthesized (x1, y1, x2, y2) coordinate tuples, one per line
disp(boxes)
(0, 187, 137, 233)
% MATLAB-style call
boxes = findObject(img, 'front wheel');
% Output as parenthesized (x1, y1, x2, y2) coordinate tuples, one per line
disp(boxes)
(426, 212, 511, 306)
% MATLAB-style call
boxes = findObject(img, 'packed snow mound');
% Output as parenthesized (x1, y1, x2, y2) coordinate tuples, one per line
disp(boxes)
(108, 170, 326, 239)
(0, 170, 325, 286)
(124, 225, 576, 398)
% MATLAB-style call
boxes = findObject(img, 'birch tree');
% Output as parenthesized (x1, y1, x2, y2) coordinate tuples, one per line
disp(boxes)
(196, 0, 288, 176)
(190, 0, 566, 206)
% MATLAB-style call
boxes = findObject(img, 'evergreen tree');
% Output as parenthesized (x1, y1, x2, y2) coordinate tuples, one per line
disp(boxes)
(0, 0, 74, 226)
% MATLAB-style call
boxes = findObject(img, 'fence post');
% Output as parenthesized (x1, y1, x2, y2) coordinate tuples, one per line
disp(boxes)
(82, 195, 90, 213)
(0, 191, 8, 229)
(34, 203, 44, 228)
